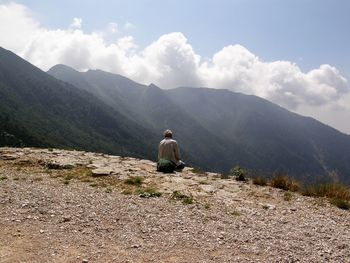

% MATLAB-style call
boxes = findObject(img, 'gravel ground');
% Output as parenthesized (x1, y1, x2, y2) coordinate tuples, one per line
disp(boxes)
(0, 148, 349, 263)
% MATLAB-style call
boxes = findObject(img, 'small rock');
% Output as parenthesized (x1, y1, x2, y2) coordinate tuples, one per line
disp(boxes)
(91, 168, 112, 177)
(131, 244, 141, 248)
(0, 154, 18, 160)
(62, 216, 71, 222)
(46, 161, 74, 170)
(261, 203, 276, 210)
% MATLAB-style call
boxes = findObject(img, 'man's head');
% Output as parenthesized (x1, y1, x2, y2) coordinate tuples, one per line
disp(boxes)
(163, 129, 173, 138)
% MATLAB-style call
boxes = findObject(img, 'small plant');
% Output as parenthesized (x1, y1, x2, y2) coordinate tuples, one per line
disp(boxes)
(138, 187, 162, 198)
(89, 182, 98, 187)
(230, 166, 247, 182)
(182, 196, 193, 205)
(253, 176, 268, 186)
(171, 190, 193, 205)
(270, 173, 299, 192)
(124, 176, 144, 186)
(330, 198, 350, 210)
(283, 192, 293, 201)
(204, 203, 210, 209)
(0, 175, 8, 181)
(13, 177, 20, 181)
(63, 180, 70, 185)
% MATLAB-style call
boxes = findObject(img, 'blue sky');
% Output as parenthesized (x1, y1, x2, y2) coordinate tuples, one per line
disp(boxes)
(1, 0, 349, 133)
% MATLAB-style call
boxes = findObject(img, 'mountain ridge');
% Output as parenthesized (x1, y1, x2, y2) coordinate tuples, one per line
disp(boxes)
(48, 63, 350, 185)
(0, 47, 158, 159)
(1, 46, 350, 185)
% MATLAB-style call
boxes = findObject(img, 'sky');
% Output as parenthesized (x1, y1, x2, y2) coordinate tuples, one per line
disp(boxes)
(0, 0, 349, 134)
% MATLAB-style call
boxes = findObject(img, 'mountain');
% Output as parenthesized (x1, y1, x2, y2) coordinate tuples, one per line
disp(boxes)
(0, 47, 157, 159)
(48, 65, 234, 170)
(48, 64, 350, 185)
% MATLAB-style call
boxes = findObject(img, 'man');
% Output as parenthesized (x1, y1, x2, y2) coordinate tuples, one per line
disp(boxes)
(157, 129, 185, 172)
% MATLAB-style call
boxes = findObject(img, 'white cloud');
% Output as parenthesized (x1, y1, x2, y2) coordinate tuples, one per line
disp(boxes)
(0, 2, 39, 53)
(199, 46, 348, 110)
(0, 2, 349, 116)
(70, 17, 82, 29)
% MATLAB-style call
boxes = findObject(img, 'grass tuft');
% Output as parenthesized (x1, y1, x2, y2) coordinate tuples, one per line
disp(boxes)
(171, 190, 193, 205)
(0, 175, 8, 181)
(330, 198, 350, 210)
(302, 183, 350, 210)
(124, 176, 144, 186)
(270, 174, 299, 192)
(302, 183, 350, 200)
(252, 176, 268, 186)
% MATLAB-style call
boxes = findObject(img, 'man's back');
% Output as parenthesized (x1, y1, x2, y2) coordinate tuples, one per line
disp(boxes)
(158, 138, 180, 165)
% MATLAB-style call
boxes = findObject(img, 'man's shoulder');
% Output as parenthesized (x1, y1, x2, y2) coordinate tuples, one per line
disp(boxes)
(160, 138, 177, 144)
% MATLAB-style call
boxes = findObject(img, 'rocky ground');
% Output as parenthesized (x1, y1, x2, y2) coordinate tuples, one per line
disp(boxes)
(0, 147, 349, 263)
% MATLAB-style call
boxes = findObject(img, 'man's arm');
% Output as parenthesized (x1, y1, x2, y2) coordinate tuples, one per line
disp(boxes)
(173, 141, 180, 161)
(158, 142, 162, 160)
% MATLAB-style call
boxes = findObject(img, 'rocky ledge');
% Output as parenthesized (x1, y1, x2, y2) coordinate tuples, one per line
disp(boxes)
(0, 147, 349, 263)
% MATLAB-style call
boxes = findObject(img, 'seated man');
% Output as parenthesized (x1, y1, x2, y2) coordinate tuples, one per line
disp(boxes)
(157, 129, 185, 172)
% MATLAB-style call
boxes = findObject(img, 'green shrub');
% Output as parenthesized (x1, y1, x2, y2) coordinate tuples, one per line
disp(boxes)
(270, 173, 299, 192)
(230, 166, 247, 182)
(138, 187, 162, 198)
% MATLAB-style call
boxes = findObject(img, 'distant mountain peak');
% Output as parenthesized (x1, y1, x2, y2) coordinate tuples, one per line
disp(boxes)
(148, 83, 160, 89)
(48, 64, 78, 73)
